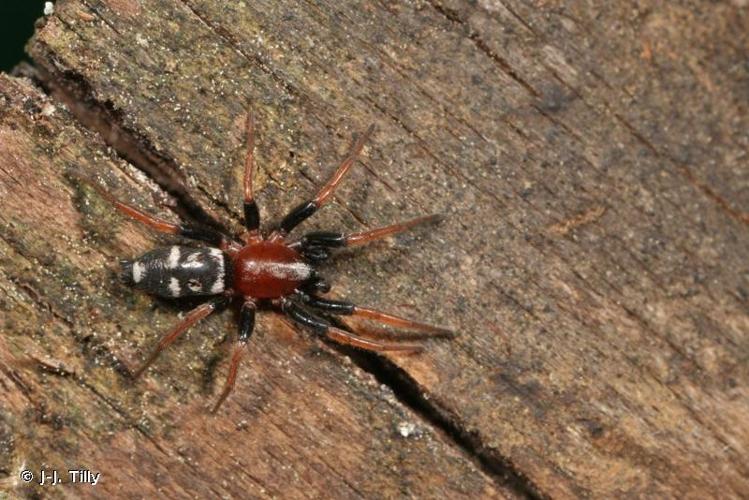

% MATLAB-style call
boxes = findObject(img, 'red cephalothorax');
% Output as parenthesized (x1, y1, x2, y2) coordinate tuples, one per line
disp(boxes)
(232, 241, 311, 298)
(83, 111, 453, 413)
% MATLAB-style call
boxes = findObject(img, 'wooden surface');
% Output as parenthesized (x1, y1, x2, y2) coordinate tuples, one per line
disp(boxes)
(0, 0, 747, 498)
(0, 75, 507, 498)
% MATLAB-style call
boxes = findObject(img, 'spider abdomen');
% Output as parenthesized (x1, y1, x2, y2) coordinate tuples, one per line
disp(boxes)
(122, 246, 229, 298)
(232, 241, 312, 299)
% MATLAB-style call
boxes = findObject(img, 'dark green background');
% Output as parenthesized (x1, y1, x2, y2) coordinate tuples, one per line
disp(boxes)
(1, 2, 48, 72)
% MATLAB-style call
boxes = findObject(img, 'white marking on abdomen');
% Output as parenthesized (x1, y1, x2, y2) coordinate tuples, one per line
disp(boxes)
(182, 251, 205, 269)
(168, 277, 181, 296)
(167, 246, 181, 269)
(210, 249, 225, 294)
(132, 262, 146, 283)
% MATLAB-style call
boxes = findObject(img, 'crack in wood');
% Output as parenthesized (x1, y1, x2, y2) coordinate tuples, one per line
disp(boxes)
(427, 0, 540, 98)
(27, 59, 231, 236)
(18, 2, 749, 494)
(343, 347, 547, 499)
(20, 42, 520, 498)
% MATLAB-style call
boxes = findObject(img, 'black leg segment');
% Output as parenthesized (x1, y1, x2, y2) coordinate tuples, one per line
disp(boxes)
(276, 125, 375, 236)
(279, 201, 317, 234)
(281, 299, 328, 334)
(298, 214, 441, 252)
(242, 110, 261, 233)
(298, 293, 454, 337)
(301, 231, 347, 249)
(238, 300, 257, 342)
(77, 175, 233, 247)
(299, 273, 332, 294)
(180, 224, 231, 247)
(212, 299, 256, 413)
(301, 246, 331, 263)
(281, 298, 422, 353)
(243, 201, 260, 233)
(299, 294, 355, 315)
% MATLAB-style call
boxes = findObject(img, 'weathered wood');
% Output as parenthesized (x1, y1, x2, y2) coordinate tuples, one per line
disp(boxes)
(0, 75, 507, 498)
(0, 0, 746, 498)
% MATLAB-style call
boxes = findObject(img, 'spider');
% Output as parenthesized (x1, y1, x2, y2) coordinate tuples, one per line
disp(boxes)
(84, 113, 453, 412)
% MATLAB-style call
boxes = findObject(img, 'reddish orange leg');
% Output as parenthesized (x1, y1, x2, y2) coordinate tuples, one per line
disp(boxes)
(346, 214, 441, 247)
(352, 306, 454, 337)
(281, 298, 423, 353)
(133, 300, 221, 378)
(312, 124, 375, 208)
(211, 342, 248, 413)
(242, 111, 261, 236)
(325, 326, 423, 353)
(78, 176, 230, 248)
(273, 124, 375, 237)
(211, 299, 256, 413)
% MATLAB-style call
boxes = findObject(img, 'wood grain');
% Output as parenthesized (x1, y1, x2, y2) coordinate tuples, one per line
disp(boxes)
(0, 0, 746, 497)
(0, 75, 507, 498)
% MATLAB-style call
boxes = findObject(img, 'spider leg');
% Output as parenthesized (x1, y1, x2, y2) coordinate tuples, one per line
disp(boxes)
(80, 177, 231, 248)
(275, 125, 375, 236)
(323, 328, 423, 352)
(242, 111, 260, 234)
(132, 298, 224, 379)
(281, 298, 422, 353)
(295, 214, 441, 259)
(300, 295, 454, 337)
(299, 272, 331, 294)
(211, 299, 256, 413)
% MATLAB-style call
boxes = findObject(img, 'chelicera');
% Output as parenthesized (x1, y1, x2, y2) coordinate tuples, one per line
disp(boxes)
(86, 113, 453, 412)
